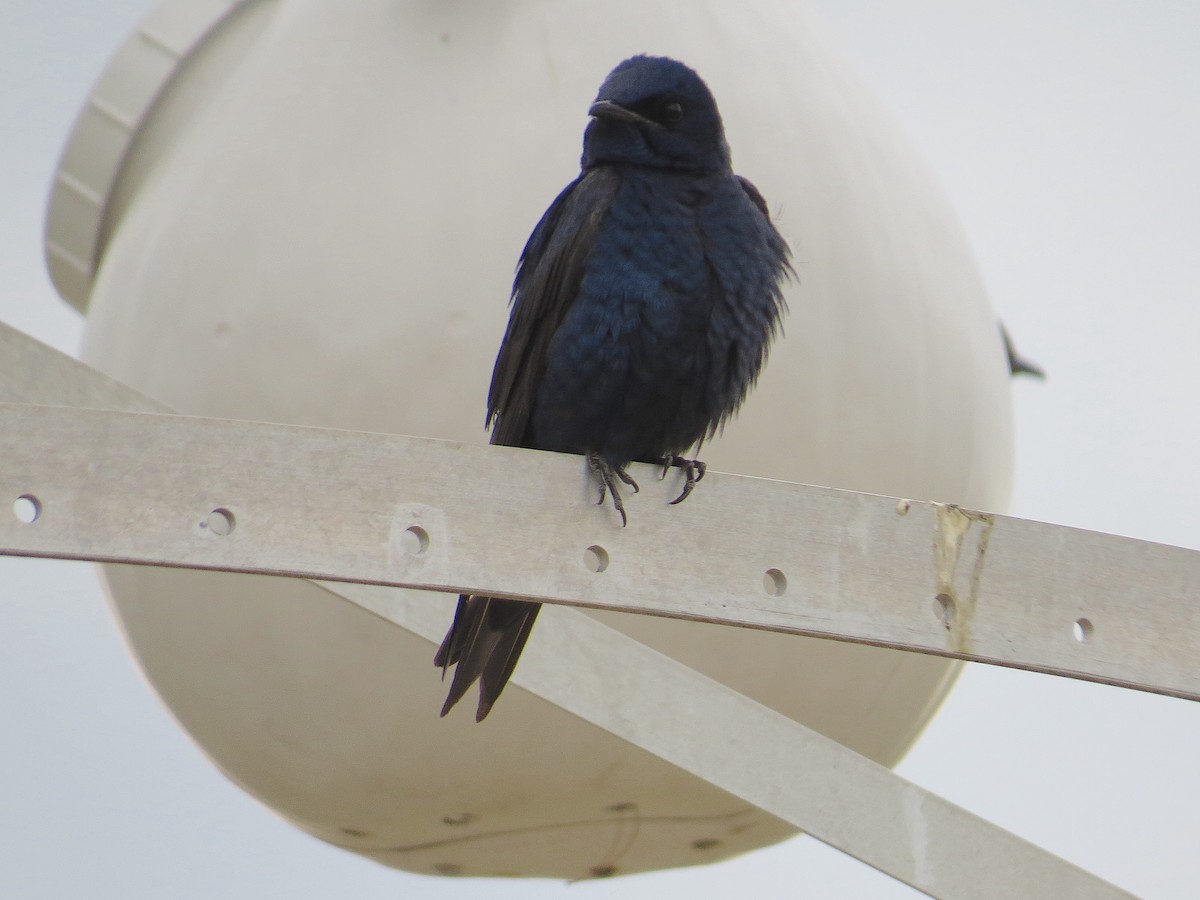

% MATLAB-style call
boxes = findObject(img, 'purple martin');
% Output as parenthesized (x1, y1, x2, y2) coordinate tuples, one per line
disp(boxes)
(435, 55, 792, 720)
(1000, 321, 1045, 379)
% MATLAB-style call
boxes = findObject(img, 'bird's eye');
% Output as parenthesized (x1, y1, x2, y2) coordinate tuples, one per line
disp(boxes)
(662, 101, 683, 125)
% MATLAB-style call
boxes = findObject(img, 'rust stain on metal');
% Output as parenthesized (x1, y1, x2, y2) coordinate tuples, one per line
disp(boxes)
(933, 503, 995, 654)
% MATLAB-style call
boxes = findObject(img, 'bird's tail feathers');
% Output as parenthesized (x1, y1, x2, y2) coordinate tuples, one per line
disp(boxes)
(435, 595, 541, 720)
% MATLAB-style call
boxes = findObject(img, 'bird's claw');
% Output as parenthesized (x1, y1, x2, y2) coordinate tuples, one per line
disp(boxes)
(587, 452, 639, 526)
(661, 455, 707, 505)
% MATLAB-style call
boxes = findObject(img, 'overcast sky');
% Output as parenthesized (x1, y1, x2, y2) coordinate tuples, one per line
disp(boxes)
(1, 2, 1198, 898)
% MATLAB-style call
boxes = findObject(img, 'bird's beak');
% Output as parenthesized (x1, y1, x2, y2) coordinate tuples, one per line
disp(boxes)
(588, 99, 653, 125)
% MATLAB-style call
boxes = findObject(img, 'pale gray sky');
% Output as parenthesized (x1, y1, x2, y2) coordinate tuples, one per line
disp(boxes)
(1, 2, 1198, 898)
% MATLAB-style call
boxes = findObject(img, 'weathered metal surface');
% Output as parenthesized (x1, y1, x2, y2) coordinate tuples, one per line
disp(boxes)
(2, 391, 1196, 703)
(330, 580, 1132, 899)
(0, 322, 1159, 895)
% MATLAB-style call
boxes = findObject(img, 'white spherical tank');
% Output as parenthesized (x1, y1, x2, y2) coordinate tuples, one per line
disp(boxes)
(46, 0, 1013, 880)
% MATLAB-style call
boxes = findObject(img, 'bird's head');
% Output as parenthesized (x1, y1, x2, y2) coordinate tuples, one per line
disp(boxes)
(581, 55, 731, 174)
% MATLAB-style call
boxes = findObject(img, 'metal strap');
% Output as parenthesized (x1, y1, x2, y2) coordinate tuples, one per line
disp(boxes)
(0, 321, 1148, 897)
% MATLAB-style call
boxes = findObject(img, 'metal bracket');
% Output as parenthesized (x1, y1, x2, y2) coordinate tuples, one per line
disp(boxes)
(2, 321, 1165, 897)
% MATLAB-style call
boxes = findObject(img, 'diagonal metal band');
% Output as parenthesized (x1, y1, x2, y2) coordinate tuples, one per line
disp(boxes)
(0, 321, 1152, 897)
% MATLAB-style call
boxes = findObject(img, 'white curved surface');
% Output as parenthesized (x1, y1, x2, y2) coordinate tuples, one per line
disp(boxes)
(43, 0, 253, 309)
(59, 0, 1013, 880)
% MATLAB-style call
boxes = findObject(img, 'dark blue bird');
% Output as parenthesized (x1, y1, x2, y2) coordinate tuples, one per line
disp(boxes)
(434, 55, 792, 720)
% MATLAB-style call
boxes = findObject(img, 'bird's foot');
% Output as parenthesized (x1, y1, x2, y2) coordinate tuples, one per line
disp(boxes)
(660, 454, 707, 505)
(587, 451, 638, 526)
